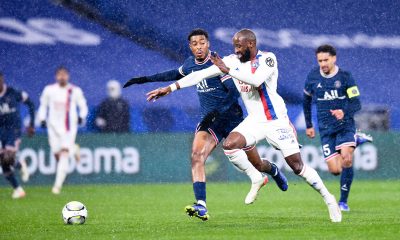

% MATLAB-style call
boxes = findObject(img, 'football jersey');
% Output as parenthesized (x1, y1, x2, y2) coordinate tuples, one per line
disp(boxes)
(178, 51, 240, 117)
(38, 83, 88, 135)
(223, 50, 288, 122)
(304, 66, 360, 133)
(0, 85, 27, 129)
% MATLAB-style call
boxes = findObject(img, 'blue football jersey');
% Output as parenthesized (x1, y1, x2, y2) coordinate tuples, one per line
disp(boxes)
(0, 86, 25, 129)
(304, 67, 361, 133)
(178, 52, 241, 117)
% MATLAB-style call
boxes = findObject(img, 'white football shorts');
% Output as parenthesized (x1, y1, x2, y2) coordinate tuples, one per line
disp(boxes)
(232, 115, 300, 157)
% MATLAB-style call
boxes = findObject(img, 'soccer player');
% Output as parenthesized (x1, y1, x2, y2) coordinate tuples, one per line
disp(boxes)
(38, 66, 88, 194)
(147, 29, 342, 222)
(124, 28, 288, 221)
(303, 45, 373, 211)
(0, 71, 34, 199)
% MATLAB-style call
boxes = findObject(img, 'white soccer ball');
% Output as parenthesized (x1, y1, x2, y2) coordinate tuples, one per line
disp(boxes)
(62, 201, 88, 225)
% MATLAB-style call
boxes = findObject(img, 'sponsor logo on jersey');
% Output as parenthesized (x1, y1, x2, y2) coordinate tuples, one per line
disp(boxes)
(238, 81, 254, 93)
(317, 90, 346, 101)
(0, 103, 17, 114)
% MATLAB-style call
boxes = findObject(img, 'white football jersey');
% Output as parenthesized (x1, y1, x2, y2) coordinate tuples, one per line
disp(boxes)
(223, 51, 288, 121)
(38, 83, 88, 135)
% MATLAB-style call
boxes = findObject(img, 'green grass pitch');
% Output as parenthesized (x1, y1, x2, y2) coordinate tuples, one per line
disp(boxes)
(0, 180, 399, 239)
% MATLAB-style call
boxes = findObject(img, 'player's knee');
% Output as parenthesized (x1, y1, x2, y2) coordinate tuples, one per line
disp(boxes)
(222, 139, 239, 150)
(292, 162, 304, 175)
(2, 151, 16, 166)
(191, 149, 206, 164)
(341, 153, 353, 168)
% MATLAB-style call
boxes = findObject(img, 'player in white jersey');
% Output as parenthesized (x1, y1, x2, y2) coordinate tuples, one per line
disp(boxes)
(147, 29, 342, 222)
(38, 66, 88, 194)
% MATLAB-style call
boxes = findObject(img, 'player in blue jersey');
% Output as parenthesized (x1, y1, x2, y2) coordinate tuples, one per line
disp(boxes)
(303, 45, 373, 211)
(0, 72, 35, 199)
(124, 29, 288, 221)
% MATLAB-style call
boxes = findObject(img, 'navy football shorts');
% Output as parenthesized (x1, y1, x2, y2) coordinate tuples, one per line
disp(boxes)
(0, 128, 21, 151)
(196, 107, 243, 145)
(320, 125, 356, 161)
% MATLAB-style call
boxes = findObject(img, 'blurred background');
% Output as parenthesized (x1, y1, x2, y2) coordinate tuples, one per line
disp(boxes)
(0, 0, 399, 184)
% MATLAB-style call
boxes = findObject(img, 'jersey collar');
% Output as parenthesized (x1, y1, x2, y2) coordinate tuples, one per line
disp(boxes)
(195, 51, 211, 65)
(320, 65, 339, 78)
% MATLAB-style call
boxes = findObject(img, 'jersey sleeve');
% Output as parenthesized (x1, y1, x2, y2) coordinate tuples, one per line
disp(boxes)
(304, 73, 314, 96)
(227, 53, 277, 87)
(176, 65, 222, 89)
(345, 72, 360, 99)
(37, 86, 50, 121)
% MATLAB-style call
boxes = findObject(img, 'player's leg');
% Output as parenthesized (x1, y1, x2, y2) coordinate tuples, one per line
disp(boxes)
(53, 149, 69, 194)
(244, 146, 288, 191)
(185, 130, 216, 220)
(270, 119, 341, 222)
(50, 130, 71, 194)
(12, 137, 30, 182)
(1, 148, 26, 199)
(322, 133, 343, 176)
(335, 129, 357, 211)
(223, 127, 267, 204)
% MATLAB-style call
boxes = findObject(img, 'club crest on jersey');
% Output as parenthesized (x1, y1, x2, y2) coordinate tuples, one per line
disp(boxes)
(334, 80, 341, 89)
(265, 57, 274, 67)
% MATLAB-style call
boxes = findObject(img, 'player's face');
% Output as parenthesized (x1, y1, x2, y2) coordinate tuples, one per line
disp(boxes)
(317, 52, 336, 74)
(56, 70, 70, 86)
(189, 35, 209, 60)
(233, 37, 251, 63)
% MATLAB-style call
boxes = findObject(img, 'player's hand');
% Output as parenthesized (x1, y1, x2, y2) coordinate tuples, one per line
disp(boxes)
(123, 77, 148, 88)
(200, 110, 220, 128)
(210, 52, 230, 74)
(330, 109, 344, 120)
(40, 121, 47, 129)
(306, 127, 315, 138)
(146, 87, 171, 102)
(26, 126, 35, 137)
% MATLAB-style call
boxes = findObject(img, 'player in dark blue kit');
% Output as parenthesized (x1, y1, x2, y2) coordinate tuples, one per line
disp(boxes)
(303, 45, 372, 211)
(0, 72, 35, 199)
(124, 29, 288, 221)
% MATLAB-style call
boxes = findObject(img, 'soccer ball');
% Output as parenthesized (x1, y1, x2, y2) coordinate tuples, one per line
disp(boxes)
(62, 201, 88, 225)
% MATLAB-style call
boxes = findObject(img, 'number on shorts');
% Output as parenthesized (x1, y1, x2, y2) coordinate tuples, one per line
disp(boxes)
(323, 144, 331, 156)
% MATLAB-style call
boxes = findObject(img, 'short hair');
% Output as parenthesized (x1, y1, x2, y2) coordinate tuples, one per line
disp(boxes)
(315, 44, 337, 56)
(235, 29, 257, 42)
(187, 28, 209, 41)
(55, 66, 69, 74)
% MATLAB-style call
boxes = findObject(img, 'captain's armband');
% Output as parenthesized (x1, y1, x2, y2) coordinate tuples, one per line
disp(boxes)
(347, 86, 360, 98)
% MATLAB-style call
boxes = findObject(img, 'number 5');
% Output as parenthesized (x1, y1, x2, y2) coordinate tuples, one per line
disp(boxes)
(323, 144, 331, 156)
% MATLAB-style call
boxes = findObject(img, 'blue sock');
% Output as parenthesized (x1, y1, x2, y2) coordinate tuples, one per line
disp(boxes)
(193, 182, 206, 203)
(5, 172, 19, 189)
(14, 161, 22, 170)
(339, 167, 354, 203)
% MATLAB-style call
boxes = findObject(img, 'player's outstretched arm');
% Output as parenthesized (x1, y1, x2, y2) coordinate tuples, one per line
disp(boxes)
(146, 65, 222, 102)
(123, 69, 183, 88)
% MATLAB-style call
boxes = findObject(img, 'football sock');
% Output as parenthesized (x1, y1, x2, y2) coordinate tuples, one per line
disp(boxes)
(339, 166, 354, 203)
(299, 165, 330, 199)
(224, 149, 263, 183)
(5, 172, 19, 189)
(193, 181, 206, 207)
(54, 154, 69, 189)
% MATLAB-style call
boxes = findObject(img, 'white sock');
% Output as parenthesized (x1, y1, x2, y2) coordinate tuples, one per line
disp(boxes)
(54, 154, 69, 189)
(224, 149, 263, 183)
(298, 165, 330, 199)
